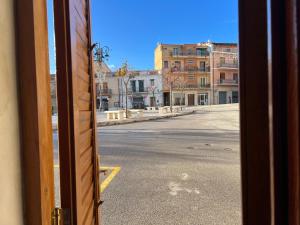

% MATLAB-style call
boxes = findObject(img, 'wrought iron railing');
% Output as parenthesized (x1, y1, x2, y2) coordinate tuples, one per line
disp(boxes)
(217, 63, 238, 68)
(217, 79, 239, 85)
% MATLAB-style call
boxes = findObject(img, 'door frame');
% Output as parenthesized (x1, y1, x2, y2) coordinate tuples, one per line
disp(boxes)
(15, 0, 299, 224)
(16, 1, 55, 225)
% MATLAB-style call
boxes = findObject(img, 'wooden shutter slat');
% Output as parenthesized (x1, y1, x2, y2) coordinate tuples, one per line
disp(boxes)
(80, 129, 92, 151)
(77, 55, 89, 69)
(81, 147, 93, 172)
(78, 100, 91, 111)
(77, 70, 90, 83)
(80, 120, 91, 133)
(81, 168, 93, 201)
(80, 111, 92, 121)
(78, 78, 90, 92)
(82, 198, 94, 225)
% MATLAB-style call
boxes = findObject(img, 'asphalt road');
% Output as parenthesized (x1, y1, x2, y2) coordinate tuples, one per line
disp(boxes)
(99, 104, 241, 225)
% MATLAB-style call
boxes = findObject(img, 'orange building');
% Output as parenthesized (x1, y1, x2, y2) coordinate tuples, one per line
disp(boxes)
(154, 41, 239, 106)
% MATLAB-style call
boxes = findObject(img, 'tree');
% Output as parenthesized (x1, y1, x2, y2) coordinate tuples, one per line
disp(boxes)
(116, 62, 137, 118)
(163, 73, 181, 112)
(148, 85, 157, 107)
(173, 76, 188, 106)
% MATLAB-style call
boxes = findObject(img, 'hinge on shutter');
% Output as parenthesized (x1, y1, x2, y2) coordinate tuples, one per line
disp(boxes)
(52, 208, 62, 225)
(52, 208, 70, 225)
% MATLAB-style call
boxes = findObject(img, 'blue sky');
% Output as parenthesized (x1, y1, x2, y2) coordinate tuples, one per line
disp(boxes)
(47, 0, 238, 73)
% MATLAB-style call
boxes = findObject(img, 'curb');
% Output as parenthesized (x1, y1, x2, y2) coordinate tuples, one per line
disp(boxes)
(97, 110, 196, 127)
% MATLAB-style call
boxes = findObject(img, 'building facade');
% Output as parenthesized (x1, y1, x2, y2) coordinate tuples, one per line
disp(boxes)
(50, 74, 57, 114)
(210, 43, 239, 104)
(94, 62, 120, 111)
(154, 41, 239, 106)
(119, 70, 163, 109)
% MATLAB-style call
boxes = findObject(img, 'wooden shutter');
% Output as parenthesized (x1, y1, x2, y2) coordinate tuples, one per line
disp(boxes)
(54, 0, 100, 224)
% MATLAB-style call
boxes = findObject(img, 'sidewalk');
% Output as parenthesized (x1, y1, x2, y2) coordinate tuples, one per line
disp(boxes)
(97, 109, 196, 127)
(52, 104, 239, 129)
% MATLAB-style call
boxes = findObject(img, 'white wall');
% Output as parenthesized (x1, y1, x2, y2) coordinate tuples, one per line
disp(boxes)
(0, 1, 24, 224)
(120, 73, 163, 108)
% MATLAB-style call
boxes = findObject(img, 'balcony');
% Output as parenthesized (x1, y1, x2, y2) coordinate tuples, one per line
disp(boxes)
(170, 66, 210, 73)
(173, 83, 211, 90)
(217, 62, 238, 69)
(170, 51, 209, 57)
(129, 87, 148, 94)
(217, 79, 239, 85)
(199, 84, 211, 88)
(97, 88, 112, 96)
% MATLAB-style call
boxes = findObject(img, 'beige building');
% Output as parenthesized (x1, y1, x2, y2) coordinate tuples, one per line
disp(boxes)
(94, 62, 120, 110)
(154, 41, 239, 106)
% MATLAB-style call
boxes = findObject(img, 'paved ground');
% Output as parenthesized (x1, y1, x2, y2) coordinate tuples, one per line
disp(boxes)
(99, 104, 241, 225)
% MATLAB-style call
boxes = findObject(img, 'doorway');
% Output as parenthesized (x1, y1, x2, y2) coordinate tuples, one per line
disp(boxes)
(150, 96, 156, 107)
(198, 93, 208, 105)
(219, 91, 227, 104)
(188, 94, 195, 106)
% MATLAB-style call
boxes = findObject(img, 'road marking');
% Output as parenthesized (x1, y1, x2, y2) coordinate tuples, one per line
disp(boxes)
(53, 164, 121, 193)
(100, 166, 121, 193)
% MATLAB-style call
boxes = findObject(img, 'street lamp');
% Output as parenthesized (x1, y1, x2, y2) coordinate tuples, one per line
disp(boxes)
(92, 43, 110, 111)
(93, 43, 110, 63)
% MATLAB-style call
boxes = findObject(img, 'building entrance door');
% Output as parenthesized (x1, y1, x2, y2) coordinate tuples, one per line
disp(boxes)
(232, 91, 239, 103)
(198, 93, 208, 105)
(188, 94, 195, 106)
(219, 91, 227, 104)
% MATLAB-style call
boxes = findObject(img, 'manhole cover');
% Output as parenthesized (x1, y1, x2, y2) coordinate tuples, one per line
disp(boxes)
(224, 148, 232, 151)
(204, 143, 212, 146)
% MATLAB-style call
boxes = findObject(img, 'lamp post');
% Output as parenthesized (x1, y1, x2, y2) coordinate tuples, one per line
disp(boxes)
(93, 43, 110, 111)
(93, 43, 110, 63)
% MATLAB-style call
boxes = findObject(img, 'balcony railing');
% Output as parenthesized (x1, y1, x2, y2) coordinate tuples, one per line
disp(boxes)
(170, 66, 210, 73)
(170, 51, 209, 57)
(217, 79, 239, 85)
(129, 87, 149, 93)
(217, 63, 238, 68)
(98, 88, 112, 95)
(173, 83, 211, 89)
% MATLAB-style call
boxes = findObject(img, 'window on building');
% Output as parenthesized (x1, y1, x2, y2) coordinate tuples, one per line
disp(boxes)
(174, 93, 185, 106)
(196, 48, 208, 56)
(174, 61, 181, 69)
(173, 48, 179, 55)
(187, 49, 193, 55)
(131, 80, 136, 92)
(224, 48, 231, 52)
(138, 80, 144, 92)
(164, 61, 169, 69)
(200, 61, 206, 71)
(233, 73, 238, 83)
(103, 82, 108, 90)
(233, 57, 238, 65)
(220, 73, 226, 84)
(200, 77, 207, 87)
(220, 57, 226, 64)
(187, 60, 194, 64)
(150, 79, 155, 86)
